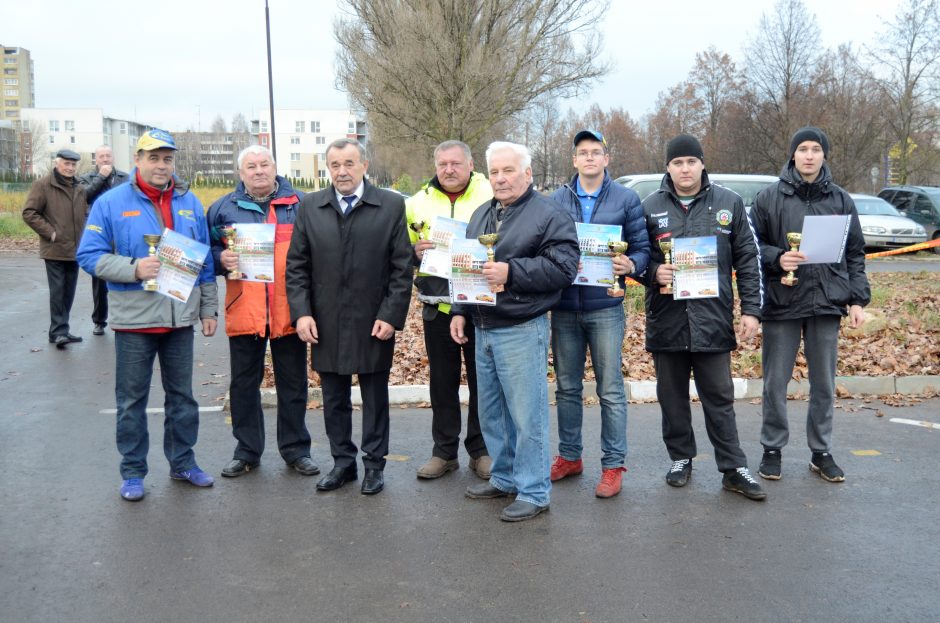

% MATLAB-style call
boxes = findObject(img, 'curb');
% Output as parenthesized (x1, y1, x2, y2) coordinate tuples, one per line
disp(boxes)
(246, 375, 940, 410)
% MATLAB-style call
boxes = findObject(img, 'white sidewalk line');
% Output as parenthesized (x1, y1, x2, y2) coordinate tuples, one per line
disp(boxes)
(889, 417, 940, 430)
(99, 406, 225, 415)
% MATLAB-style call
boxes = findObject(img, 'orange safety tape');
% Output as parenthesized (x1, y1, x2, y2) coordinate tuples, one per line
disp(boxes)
(865, 238, 940, 259)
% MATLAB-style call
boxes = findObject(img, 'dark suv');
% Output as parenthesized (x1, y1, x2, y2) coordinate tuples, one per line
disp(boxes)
(878, 186, 940, 253)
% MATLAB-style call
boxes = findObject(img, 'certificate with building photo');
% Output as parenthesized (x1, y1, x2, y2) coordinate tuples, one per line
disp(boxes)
(419, 216, 468, 279)
(573, 222, 622, 287)
(672, 236, 719, 300)
(230, 223, 275, 282)
(449, 238, 496, 306)
(154, 228, 210, 303)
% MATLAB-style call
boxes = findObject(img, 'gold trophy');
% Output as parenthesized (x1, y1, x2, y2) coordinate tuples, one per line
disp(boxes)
(659, 239, 674, 295)
(606, 241, 629, 297)
(220, 226, 241, 280)
(477, 233, 503, 293)
(142, 234, 162, 292)
(409, 220, 428, 241)
(781, 232, 802, 286)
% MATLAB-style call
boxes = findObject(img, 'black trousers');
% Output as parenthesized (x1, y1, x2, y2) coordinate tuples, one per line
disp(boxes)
(229, 332, 311, 463)
(45, 259, 78, 339)
(424, 309, 486, 460)
(320, 369, 390, 471)
(91, 276, 108, 326)
(653, 351, 748, 472)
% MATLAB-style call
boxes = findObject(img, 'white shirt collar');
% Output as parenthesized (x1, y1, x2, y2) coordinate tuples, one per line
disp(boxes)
(335, 181, 366, 211)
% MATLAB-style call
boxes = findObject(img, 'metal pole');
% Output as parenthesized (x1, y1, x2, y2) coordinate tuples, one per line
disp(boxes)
(265, 0, 278, 165)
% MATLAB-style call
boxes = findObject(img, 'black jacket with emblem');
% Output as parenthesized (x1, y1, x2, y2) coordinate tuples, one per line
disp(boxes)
(640, 171, 763, 353)
(286, 180, 413, 374)
(750, 162, 870, 321)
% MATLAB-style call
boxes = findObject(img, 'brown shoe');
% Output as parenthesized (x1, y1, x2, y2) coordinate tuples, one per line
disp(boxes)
(416, 456, 459, 479)
(468, 455, 492, 479)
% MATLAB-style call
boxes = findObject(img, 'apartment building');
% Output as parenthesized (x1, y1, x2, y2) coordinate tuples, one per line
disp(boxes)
(1, 45, 35, 122)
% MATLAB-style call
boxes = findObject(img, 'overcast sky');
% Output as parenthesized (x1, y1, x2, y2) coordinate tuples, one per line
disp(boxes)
(6, 0, 900, 131)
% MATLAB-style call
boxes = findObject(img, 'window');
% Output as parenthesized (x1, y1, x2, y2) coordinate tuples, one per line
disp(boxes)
(3, 58, 15, 64)
(315, 136, 325, 145)
(295, 121, 305, 133)
(4, 100, 15, 107)
(290, 136, 300, 145)
(69, 136, 76, 144)
(3, 78, 17, 84)
(64, 120, 74, 131)
(3, 68, 15, 75)
(3, 89, 16, 96)
(260, 120, 268, 132)
(119, 122, 126, 135)
(48, 120, 59, 132)
(290, 153, 300, 161)
(48, 136, 54, 143)
(260, 135, 268, 146)
(348, 121, 355, 133)
(293, 169, 301, 177)
(311, 121, 320, 133)
(318, 169, 326, 179)
(4, 110, 15, 117)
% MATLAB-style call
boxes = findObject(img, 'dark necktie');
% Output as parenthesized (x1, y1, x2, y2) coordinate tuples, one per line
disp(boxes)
(342, 195, 357, 213)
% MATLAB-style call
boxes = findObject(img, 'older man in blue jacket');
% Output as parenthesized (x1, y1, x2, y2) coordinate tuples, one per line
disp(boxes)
(548, 130, 650, 499)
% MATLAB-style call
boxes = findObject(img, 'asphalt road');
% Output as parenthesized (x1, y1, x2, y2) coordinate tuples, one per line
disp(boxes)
(1, 255, 939, 623)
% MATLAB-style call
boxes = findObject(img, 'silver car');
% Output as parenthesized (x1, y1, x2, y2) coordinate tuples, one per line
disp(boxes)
(852, 193, 927, 249)
(615, 173, 778, 211)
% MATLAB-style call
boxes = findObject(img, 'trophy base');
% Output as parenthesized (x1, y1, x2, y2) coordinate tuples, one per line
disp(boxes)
(143, 282, 158, 292)
(228, 271, 242, 280)
(781, 276, 798, 286)
(659, 286, 673, 296)
(607, 287, 624, 298)
(490, 285, 504, 293)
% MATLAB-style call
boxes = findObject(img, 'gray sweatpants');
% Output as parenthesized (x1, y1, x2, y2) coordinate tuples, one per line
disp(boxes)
(760, 315, 842, 453)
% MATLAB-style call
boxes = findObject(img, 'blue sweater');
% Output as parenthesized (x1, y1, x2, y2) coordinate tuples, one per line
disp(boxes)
(551, 172, 650, 312)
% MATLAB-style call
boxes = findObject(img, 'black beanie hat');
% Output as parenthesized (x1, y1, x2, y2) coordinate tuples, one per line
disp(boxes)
(789, 126, 829, 160)
(666, 134, 704, 165)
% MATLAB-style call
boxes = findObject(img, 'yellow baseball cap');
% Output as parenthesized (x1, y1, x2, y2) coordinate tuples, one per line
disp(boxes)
(136, 128, 177, 152)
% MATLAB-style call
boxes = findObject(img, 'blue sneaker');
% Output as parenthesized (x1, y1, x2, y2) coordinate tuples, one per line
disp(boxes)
(120, 478, 145, 501)
(170, 466, 215, 487)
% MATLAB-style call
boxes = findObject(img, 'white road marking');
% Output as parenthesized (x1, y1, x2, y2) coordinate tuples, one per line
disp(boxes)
(99, 406, 224, 415)
(889, 418, 940, 430)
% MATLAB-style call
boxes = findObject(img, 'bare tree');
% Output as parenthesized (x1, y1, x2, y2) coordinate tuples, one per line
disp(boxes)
(687, 47, 742, 172)
(525, 97, 570, 189)
(334, 0, 610, 158)
(868, 0, 940, 184)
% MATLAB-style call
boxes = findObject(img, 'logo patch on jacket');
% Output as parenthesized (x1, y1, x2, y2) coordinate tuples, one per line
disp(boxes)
(657, 217, 669, 229)
(122, 210, 140, 217)
(716, 209, 732, 226)
(177, 209, 195, 220)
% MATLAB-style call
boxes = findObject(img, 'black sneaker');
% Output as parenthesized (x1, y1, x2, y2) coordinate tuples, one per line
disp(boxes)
(810, 452, 845, 483)
(722, 467, 767, 501)
(758, 449, 782, 480)
(665, 459, 692, 487)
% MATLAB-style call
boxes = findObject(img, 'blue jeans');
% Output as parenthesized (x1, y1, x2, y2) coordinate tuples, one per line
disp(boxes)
(551, 305, 627, 467)
(475, 315, 551, 507)
(115, 329, 200, 479)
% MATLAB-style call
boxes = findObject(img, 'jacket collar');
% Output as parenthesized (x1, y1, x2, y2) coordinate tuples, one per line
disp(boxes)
(315, 178, 379, 213)
(128, 168, 190, 197)
(778, 162, 833, 198)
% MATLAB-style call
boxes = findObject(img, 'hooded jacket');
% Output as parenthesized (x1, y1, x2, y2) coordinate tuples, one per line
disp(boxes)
(550, 171, 651, 312)
(207, 176, 302, 338)
(76, 172, 218, 329)
(640, 171, 763, 353)
(750, 162, 870, 320)
(451, 185, 580, 328)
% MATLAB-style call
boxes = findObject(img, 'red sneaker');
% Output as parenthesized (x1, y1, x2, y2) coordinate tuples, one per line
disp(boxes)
(595, 466, 627, 498)
(550, 456, 583, 482)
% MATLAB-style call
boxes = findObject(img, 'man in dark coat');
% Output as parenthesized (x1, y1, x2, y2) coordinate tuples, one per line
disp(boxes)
(22, 149, 89, 348)
(79, 145, 130, 335)
(286, 138, 413, 496)
(750, 127, 870, 483)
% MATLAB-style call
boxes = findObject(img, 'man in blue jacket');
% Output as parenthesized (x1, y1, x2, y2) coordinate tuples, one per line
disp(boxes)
(77, 129, 219, 502)
(549, 130, 650, 498)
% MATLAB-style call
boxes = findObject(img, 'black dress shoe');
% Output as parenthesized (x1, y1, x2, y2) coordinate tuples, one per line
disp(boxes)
(465, 481, 512, 499)
(360, 468, 384, 495)
(221, 458, 259, 477)
(93, 324, 106, 336)
(54, 335, 70, 349)
(66, 334, 83, 343)
(500, 500, 549, 522)
(316, 465, 358, 491)
(290, 456, 321, 476)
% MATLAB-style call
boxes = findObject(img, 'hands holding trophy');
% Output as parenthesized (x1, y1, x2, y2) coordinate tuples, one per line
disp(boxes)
(781, 232, 802, 286)
(658, 239, 674, 295)
(142, 234, 162, 292)
(478, 233, 504, 293)
(606, 241, 628, 297)
(220, 226, 242, 280)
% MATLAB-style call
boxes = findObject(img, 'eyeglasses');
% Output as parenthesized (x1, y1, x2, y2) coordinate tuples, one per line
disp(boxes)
(576, 150, 605, 159)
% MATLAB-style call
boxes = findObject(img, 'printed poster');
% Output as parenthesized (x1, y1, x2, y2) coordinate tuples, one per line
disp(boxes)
(448, 238, 496, 306)
(672, 236, 719, 300)
(154, 228, 210, 303)
(230, 223, 275, 282)
(418, 216, 468, 279)
(574, 222, 623, 287)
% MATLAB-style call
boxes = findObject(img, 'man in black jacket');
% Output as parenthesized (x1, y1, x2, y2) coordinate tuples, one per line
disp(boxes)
(450, 141, 579, 522)
(641, 134, 766, 501)
(79, 145, 129, 335)
(286, 138, 413, 496)
(750, 127, 869, 483)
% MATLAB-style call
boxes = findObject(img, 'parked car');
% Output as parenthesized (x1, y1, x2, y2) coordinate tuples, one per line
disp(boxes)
(877, 185, 940, 253)
(615, 173, 778, 211)
(851, 193, 927, 250)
